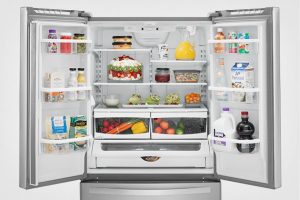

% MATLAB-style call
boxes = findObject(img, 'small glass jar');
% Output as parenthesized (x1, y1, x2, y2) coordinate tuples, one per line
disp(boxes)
(60, 32, 72, 53)
(73, 33, 86, 53)
(155, 68, 170, 83)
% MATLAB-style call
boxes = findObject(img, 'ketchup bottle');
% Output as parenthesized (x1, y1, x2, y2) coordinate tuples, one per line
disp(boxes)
(236, 111, 255, 153)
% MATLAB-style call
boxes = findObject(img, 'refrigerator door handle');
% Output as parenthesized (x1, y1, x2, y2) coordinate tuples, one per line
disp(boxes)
(88, 187, 211, 196)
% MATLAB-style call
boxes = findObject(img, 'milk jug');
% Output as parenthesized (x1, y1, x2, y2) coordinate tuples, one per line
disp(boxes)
(212, 107, 237, 152)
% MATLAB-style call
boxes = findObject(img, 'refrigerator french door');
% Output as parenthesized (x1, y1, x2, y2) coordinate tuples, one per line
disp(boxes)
(19, 6, 281, 198)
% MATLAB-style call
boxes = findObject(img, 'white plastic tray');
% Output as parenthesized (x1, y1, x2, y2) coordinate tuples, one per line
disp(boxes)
(122, 104, 183, 108)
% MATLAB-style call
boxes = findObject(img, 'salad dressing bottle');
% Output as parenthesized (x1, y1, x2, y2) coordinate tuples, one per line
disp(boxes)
(77, 68, 86, 100)
(68, 68, 77, 101)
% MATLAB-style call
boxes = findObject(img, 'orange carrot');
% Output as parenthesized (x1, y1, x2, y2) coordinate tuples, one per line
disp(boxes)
(107, 119, 140, 134)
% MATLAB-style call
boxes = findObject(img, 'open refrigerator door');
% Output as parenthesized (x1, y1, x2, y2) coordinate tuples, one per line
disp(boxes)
(207, 8, 281, 188)
(20, 7, 93, 189)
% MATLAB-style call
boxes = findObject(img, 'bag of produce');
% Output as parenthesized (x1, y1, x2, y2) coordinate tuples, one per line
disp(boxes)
(69, 115, 87, 150)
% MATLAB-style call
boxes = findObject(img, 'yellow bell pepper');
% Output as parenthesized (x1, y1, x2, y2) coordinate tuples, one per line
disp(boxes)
(131, 121, 148, 134)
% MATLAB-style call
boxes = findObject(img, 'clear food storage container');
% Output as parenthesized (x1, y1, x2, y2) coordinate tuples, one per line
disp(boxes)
(173, 70, 200, 83)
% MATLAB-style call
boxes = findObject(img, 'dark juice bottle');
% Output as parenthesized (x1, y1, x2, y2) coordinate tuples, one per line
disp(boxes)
(236, 111, 255, 153)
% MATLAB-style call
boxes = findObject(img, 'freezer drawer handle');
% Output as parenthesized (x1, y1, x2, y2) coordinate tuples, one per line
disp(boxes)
(141, 156, 160, 162)
(89, 187, 211, 196)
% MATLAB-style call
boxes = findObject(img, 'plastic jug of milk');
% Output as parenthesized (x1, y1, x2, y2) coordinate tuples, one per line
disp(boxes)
(211, 107, 237, 152)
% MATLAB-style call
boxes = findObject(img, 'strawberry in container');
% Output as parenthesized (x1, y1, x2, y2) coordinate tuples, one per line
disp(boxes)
(108, 55, 143, 82)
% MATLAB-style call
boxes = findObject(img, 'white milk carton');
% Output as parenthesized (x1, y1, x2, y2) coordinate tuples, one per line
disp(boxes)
(231, 62, 255, 103)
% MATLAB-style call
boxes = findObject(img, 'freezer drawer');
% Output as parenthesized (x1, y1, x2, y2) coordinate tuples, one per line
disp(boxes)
(81, 182, 221, 200)
(91, 140, 210, 168)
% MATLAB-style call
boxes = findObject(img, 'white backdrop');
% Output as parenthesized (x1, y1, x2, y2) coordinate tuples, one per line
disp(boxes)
(0, 0, 299, 199)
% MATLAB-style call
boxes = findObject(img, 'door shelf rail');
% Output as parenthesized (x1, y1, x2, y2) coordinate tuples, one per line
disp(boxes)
(208, 86, 259, 93)
(41, 86, 92, 92)
(150, 60, 207, 64)
(93, 48, 151, 52)
(41, 135, 92, 144)
(208, 135, 260, 144)
(41, 39, 92, 43)
(208, 39, 259, 44)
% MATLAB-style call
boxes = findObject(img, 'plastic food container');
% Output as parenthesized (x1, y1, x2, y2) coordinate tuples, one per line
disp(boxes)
(174, 70, 200, 83)
(112, 42, 132, 49)
(112, 36, 132, 43)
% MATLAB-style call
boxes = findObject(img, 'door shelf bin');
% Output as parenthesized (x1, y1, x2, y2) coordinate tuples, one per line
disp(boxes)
(208, 135, 260, 154)
(41, 39, 92, 54)
(94, 112, 151, 140)
(41, 136, 91, 154)
(151, 112, 207, 140)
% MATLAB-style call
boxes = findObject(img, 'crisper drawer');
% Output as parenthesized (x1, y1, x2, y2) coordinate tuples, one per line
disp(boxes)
(92, 140, 210, 168)
(81, 182, 221, 200)
(151, 111, 207, 139)
(94, 112, 151, 140)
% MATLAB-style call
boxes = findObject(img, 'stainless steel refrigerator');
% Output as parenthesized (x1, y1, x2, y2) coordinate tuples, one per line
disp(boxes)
(20, 7, 281, 200)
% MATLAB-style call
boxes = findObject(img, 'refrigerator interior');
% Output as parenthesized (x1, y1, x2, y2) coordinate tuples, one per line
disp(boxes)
(88, 20, 214, 172)
(32, 17, 272, 185)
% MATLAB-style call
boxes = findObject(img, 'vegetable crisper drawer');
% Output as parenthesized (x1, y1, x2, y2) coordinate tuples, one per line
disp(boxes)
(92, 140, 210, 168)
(81, 182, 221, 200)
(94, 112, 151, 140)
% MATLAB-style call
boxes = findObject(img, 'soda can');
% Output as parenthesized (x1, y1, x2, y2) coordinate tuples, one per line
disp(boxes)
(228, 32, 238, 53)
(244, 32, 250, 39)
(228, 32, 237, 39)
(238, 32, 250, 54)
(238, 32, 250, 39)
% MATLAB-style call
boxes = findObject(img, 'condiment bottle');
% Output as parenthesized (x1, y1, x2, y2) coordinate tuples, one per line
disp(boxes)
(214, 28, 226, 53)
(77, 68, 86, 100)
(47, 29, 58, 53)
(68, 68, 77, 101)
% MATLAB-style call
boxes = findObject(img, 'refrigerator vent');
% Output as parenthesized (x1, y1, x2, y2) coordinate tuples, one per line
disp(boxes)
(229, 9, 264, 16)
(34, 9, 73, 16)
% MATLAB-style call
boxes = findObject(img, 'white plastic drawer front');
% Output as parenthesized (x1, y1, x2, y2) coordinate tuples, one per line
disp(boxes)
(151, 111, 207, 119)
(91, 140, 210, 168)
(94, 112, 150, 118)
(81, 182, 221, 200)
